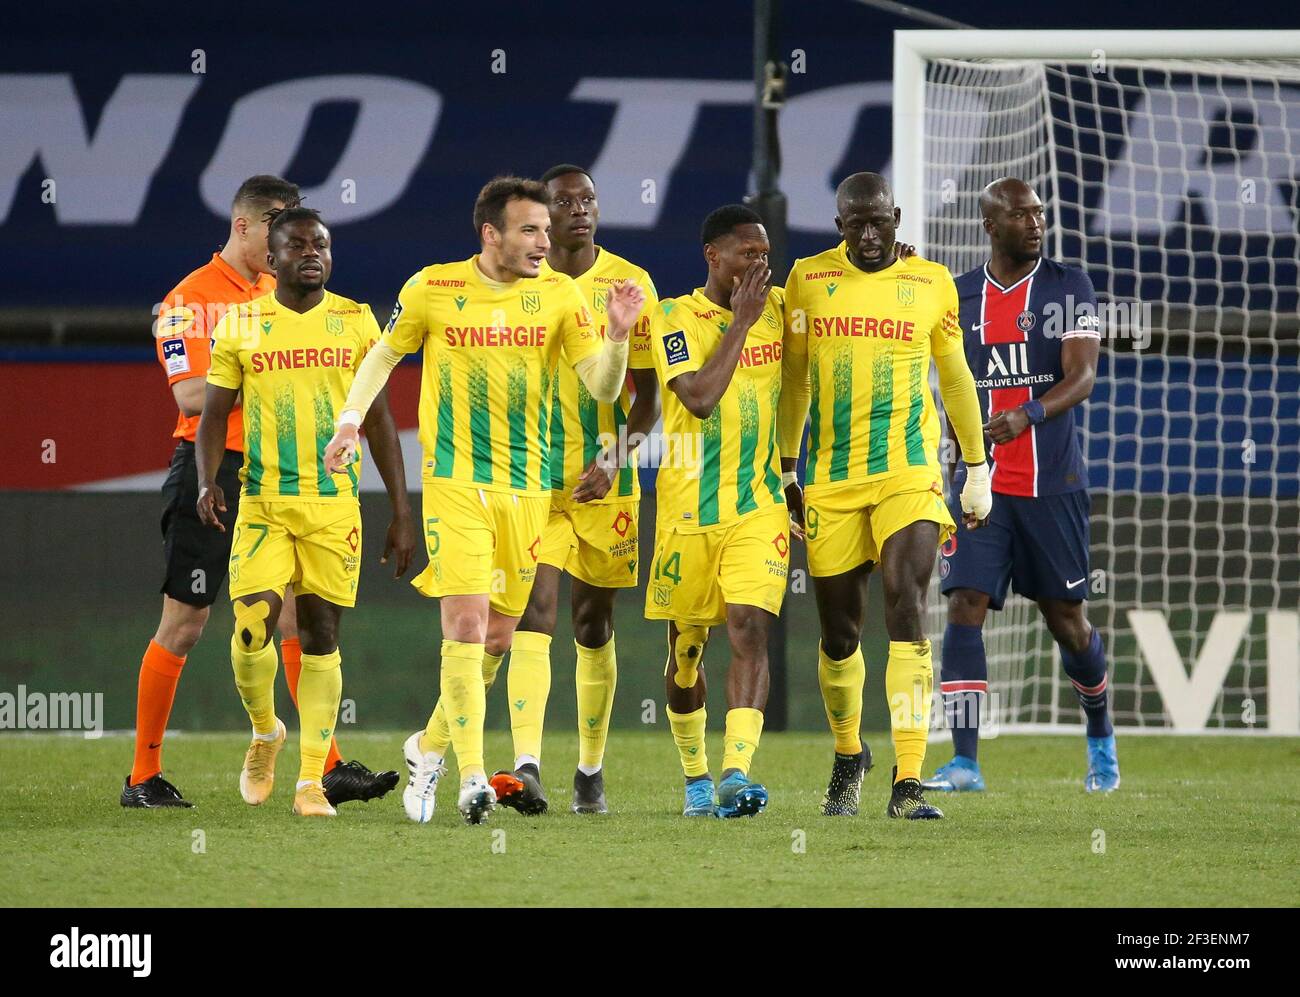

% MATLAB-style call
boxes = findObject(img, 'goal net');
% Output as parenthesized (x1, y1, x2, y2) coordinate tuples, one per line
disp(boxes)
(893, 32, 1300, 734)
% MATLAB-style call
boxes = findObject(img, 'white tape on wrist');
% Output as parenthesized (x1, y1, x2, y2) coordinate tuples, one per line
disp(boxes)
(781, 471, 799, 489)
(337, 409, 362, 430)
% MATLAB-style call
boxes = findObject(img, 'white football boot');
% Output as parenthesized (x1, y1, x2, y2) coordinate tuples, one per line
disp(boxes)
(401, 731, 447, 823)
(457, 774, 497, 825)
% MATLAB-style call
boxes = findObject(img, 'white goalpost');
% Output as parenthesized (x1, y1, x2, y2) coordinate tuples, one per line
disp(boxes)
(893, 30, 1300, 735)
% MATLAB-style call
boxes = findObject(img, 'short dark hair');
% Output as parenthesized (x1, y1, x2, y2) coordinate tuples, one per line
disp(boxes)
(267, 206, 324, 244)
(540, 163, 593, 186)
(232, 174, 301, 219)
(700, 203, 764, 246)
(473, 176, 549, 236)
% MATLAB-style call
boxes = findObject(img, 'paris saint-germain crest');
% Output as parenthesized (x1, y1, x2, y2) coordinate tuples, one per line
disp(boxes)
(1016, 309, 1036, 332)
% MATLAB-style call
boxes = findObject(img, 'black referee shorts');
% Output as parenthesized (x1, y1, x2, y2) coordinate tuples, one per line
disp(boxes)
(159, 440, 243, 608)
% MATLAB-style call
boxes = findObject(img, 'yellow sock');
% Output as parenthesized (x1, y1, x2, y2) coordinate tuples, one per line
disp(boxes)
(666, 706, 708, 778)
(508, 631, 552, 763)
(230, 633, 279, 735)
(886, 639, 934, 781)
(818, 643, 866, 755)
(576, 634, 617, 771)
(435, 640, 487, 778)
(296, 649, 342, 784)
(422, 648, 504, 756)
(721, 707, 764, 776)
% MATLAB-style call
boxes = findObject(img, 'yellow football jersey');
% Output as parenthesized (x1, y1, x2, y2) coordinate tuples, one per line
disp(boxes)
(784, 244, 963, 488)
(538, 247, 657, 503)
(650, 286, 786, 532)
(383, 256, 601, 495)
(208, 290, 380, 500)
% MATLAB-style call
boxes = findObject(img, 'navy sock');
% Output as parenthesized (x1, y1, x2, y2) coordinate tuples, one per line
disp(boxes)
(1061, 627, 1113, 739)
(940, 623, 987, 761)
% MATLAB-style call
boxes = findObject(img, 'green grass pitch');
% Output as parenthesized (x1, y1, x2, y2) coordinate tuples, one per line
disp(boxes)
(4, 731, 1297, 907)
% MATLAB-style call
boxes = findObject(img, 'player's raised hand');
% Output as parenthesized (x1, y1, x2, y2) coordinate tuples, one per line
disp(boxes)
(196, 480, 227, 531)
(324, 423, 361, 474)
(896, 241, 918, 260)
(380, 511, 415, 578)
(572, 451, 616, 503)
(960, 461, 992, 529)
(604, 280, 646, 342)
(985, 406, 1030, 444)
(730, 259, 771, 332)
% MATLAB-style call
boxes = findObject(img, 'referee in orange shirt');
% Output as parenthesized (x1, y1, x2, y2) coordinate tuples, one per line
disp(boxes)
(121, 175, 399, 808)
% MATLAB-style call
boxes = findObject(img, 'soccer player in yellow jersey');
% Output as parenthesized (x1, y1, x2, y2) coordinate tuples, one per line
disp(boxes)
(195, 208, 415, 817)
(324, 177, 643, 825)
(780, 173, 992, 820)
(647, 204, 791, 818)
(487, 164, 660, 816)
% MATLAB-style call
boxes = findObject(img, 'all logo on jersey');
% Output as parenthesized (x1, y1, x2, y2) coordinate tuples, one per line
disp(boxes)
(986, 342, 1031, 377)
(897, 283, 915, 306)
(521, 291, 541, 314)
(454, 295, 467, 311)
(593, 289, 608, 313)
(663, 331, 689, 365)
(826, 282, 839, 297)
(1017, 309, 1036, 332)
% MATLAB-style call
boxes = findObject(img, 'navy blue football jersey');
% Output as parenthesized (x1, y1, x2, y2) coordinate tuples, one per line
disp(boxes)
(952, 259, 1099, 497)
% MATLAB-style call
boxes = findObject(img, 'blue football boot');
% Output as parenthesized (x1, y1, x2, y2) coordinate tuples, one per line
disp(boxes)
(1084, 735, 1121, 792)
(683, 777, 715, 817)
(921, 755, 986, 792)
(713, 771, 768, 819)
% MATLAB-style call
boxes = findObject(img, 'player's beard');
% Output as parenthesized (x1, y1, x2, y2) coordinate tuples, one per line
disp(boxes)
(503, 244, 540, 279)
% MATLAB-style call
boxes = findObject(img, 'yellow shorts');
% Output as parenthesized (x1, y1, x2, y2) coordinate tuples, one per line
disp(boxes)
(644, 505, 790, 627)
(412, 483, 550, 617)
(537, 493, 640, 588)
(803, 469, 955, 577)
(228, 498, 362, 608)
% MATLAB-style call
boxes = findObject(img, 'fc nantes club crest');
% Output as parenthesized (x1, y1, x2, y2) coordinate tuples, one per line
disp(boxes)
(326, 315, 344, 336)
(521, 290, 541, 314)
(897, 283, 915, 306)
(593, 288, 608, 313)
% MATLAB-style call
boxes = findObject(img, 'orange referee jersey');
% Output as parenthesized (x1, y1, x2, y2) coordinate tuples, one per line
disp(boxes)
(154, 253, 275, 451)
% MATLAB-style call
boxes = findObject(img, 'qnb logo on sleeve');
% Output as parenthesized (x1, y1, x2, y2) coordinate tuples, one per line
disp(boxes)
(49, 928, 151, 977)
(663, 331, 689, 365)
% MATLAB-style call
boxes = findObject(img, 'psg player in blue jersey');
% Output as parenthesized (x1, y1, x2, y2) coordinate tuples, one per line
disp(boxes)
(926, 178, 1119, 794)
